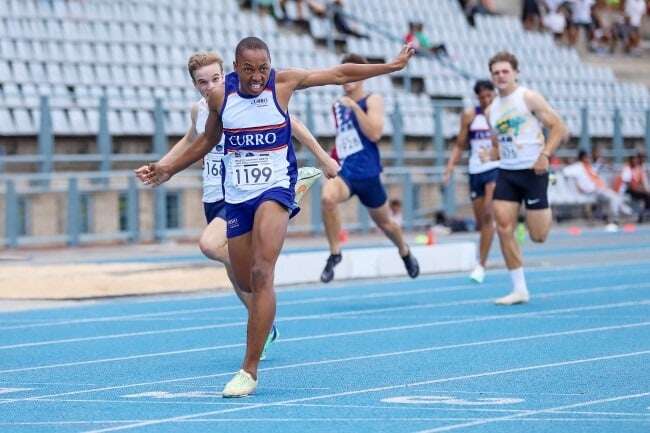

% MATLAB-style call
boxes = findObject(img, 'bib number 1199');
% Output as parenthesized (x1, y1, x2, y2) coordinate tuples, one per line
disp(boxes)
(235, 166, 273, 186)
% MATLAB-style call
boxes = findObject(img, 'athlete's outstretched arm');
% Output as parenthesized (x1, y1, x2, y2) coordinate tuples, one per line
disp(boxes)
(135, 104, 199, 185)
(280, 44, 415, 91)
(443, 107, 473, 185)
(290, 115, 340, 179)
(142, 87, 225, 185)
(524, 90, 568, 174)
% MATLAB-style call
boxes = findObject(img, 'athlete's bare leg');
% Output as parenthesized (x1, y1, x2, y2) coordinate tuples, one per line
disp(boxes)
(494, 199, 522, 270)
(320, 176, 351, 255)
(494, 199, 530, 304)
(473, 182, 496, 267)
(367, 202, 409, 256)
(199, 218, 252, 308)
(526, 208, 552, 243)
(228, 201, 289, 379)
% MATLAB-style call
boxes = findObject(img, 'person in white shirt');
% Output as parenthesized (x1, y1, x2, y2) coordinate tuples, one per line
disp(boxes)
(443, 80, 498, 284)
(566, 150, 631, 230)
(624, 0, 646, 54)
(486, 51, 567, 305)
(568, 0, 596, 47)
(615, 152, 650, 222)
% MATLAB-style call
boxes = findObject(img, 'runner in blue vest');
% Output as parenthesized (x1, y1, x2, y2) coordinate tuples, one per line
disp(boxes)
(140, 38, 415, 397)
(319, 53, 420, 283)
(135, 52, 330, 360)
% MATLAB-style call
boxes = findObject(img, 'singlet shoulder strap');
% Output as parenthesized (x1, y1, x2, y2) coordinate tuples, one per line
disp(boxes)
(220, 72, 239, 116)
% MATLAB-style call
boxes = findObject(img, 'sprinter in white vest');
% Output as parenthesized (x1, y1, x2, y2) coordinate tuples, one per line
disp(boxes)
(443, 80, 498, 284)
(140, 37, 415, 397)
(486, 51, 567, 305)
(135, 52, 336, 361)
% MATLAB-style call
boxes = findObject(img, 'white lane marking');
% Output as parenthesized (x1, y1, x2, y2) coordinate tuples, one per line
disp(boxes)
(3, 416, 650, 426)
(1, 296, 648, 375)
(2, 316, 649, 406)
(0, 397, 251, 406)
(0, 387, 31, 395)
(413, 392, 650, 433)
(7, 399, 649, 418)
(78, 351, 650, 433)
(275, 402, 650, 417)
(2, 280, 649, 351)
(1, 300, 648, 375)
(381, 396, 525, 406)
(2, 263, 647, 331)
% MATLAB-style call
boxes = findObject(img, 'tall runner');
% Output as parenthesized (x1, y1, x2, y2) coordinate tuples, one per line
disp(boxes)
(135, 52, 335, 359)
(486, 51, 567, 305)
(443, 80, 498, 284)
(139, 37, 415, 396)
(319, 53, 419, 283)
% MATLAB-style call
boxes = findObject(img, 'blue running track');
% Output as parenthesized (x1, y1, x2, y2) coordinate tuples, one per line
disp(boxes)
(1, 231, 650, 432)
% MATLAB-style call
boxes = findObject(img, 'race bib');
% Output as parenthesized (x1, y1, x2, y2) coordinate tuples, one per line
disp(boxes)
(204, 156, 222, 182)
(498, 135, 518, 160)
(335, 128, 364, 159)
(229, 152, 274, 190)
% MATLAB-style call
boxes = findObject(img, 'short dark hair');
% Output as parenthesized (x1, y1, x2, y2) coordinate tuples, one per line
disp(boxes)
(235, 36, 270, 60)
(473, 80, 494, 95)
(341, 53, 368, 64)
(578, 149, 588, 160)
(488, 51, 519, 72)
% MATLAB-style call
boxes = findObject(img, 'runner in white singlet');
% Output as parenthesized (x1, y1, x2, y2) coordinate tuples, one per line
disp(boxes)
(135, 52, 338, 360)
(443, 80, 498, 284)
(141, 38, 415, 397)
(485, 51, 567, 306)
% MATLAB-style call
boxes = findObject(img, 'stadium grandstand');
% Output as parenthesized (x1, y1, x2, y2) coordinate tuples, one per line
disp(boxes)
(0, 0, 648, 246)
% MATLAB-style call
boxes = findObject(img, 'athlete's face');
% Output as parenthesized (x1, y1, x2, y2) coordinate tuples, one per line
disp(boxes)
(192, 63, 223, 99)
(490, 61, 517, 92)
(477, 88, 495, 110)
(343, 80, 362, 95)
(234, 48, 271, 96)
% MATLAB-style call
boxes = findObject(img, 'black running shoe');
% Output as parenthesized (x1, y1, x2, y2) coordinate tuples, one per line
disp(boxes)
(401, 250, 420, 278)
(320, 253, 342, 283)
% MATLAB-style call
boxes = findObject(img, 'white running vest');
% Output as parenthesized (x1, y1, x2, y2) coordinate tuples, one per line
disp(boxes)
(195, 98, 225, 203)
(221, 70, 296, 204)
(468, 108, 499, 174)
(488, 86, 545, 170)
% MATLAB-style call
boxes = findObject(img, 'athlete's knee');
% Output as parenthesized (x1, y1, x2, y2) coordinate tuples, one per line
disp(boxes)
(321, 192, 339, 211)
(495, 220, 515, 236)
(529, 229, 548, 243)
(199, 234, 228, 263)
(250, 263, 273, 292)
(483, 201, 495, 219)
(376, 216, 396, 233)
(481, 213, 494, 230)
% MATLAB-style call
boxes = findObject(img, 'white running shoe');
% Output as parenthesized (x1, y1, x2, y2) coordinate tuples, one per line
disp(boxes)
(494, 291, 530, 305)
(294, 167, 322, 205)
(222, 369, 257, 398)
(605, 223, 619, 232)
(469, 265, 485, 284)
